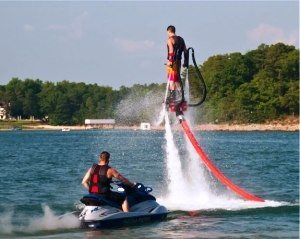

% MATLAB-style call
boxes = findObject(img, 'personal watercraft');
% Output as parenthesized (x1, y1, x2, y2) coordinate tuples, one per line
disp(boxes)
(79, 182, 168, 229)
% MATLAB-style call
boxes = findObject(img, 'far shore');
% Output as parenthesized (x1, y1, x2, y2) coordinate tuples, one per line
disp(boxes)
(1, 122, 298, 132)
(1, 116, 298, 132)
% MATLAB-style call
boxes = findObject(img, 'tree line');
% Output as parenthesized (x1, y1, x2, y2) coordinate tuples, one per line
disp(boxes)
(198, 43, 298, 123)
(0, 43, 298, 125)
(0, 79, 164, 125)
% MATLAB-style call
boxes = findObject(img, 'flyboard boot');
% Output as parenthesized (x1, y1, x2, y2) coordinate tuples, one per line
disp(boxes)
(167, 88, 187, 118)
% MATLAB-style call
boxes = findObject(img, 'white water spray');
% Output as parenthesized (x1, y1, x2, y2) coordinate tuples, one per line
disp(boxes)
(160, 109, 222, 210)
(163, 113, 186, 198)
(0, 211, 13, 234)
(158, 71, 287, 211)
(26, 205, 79, 232)
(159, 108, 287, 211)
(154, 81, 170, 126)
(0, 205, 79, 235)
(154, 107, 166, 126)
(183, 76, 224, 203)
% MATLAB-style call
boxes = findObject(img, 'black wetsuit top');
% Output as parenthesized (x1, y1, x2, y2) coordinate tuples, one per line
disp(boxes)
(167, 35, 186, 62)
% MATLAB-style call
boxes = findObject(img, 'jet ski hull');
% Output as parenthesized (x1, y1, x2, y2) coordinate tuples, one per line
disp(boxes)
(80, 211, 168, 229)
(79, 183, 168, 229)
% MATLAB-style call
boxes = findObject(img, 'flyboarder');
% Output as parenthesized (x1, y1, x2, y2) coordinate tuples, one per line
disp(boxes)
(166, 25, 188, 116)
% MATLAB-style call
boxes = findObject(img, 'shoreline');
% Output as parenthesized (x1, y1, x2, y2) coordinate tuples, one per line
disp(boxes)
(1, 116, 298, 132)
(193, 123, 299, 132)
(1, 122, 298, 132)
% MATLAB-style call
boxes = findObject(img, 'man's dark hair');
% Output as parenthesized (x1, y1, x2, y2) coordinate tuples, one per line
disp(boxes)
(167, 25, 176, 33)
(100, 151, 110, 161)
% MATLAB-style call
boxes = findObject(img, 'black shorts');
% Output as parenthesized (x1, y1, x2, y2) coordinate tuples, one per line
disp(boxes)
(106, 191, 126, 206)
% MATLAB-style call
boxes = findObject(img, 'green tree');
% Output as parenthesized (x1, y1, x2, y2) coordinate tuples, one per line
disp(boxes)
(1, 43, 298, 125)
(5, 78, 25, 118)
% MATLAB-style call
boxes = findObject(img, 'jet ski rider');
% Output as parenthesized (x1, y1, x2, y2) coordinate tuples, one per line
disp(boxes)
(82, 151, 135, 212)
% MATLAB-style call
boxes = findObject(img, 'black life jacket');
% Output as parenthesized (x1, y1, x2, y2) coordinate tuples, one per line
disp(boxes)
(167, 35, 186, 62)
(89, 164, 112, 194)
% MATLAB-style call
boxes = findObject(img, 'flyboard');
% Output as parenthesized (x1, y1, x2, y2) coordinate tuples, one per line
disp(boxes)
(164, 47, 264, 202)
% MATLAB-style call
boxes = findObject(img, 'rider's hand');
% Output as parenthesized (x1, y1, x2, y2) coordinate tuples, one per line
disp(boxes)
(131, 182, 137, 188)
(166, 61, 173, 67)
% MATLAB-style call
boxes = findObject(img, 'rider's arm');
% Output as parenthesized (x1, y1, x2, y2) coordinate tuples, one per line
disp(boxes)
(109, 168, 135, 187)
(167, 38, 174, 66)
(82, 168, 91, 190)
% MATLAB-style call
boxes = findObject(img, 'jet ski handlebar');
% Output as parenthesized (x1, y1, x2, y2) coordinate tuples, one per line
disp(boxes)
(112, 181, 153, 194)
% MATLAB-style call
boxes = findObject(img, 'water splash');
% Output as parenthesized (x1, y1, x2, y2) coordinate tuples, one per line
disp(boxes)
(153, 106, 166, 126)
(0, 205, 79, 235)
(163, 113, 186, 199)
(26, 205, 79, 232)
(159, 115, 290, 211)
(160, 113, 227, 211)
(115, 90, 164, 125)
(0, 211, 13, 234)
(158, 76, 289, 212)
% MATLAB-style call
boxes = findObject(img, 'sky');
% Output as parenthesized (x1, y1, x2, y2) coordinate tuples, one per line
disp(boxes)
(0, 1, 298, 88)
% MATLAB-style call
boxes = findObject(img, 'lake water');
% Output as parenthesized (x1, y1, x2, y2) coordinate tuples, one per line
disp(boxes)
(0, 127, 298, 238)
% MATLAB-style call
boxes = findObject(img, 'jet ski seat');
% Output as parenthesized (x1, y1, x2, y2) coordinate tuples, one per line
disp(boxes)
(80, 194, 120, 209)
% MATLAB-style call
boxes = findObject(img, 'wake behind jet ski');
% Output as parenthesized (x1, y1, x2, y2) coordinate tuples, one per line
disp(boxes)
(79, 182, 168, 229)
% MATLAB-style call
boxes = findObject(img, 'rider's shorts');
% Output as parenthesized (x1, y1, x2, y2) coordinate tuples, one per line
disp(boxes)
(167, 61, 180, 82)
(106, 191, 126, 206)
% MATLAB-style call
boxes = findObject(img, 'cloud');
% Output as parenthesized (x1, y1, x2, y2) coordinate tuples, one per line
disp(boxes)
(23, 24, 35, 32)
(247, 23, 299, 46)
(48, 11, 88, 41)
(114, 38, 155, 52)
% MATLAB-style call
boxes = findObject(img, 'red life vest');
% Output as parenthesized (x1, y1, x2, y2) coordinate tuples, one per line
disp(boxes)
(89, 164, 112, 194)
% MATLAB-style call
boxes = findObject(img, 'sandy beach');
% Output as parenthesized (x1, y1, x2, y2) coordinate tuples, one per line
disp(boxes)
(1, 116, 297, 132)
(193, 122, 299, 131)
(24, 120, 298, 132)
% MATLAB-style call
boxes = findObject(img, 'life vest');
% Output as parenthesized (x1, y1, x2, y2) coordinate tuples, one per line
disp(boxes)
(89, 164, 112, 194)
(167, 35, 186, 63)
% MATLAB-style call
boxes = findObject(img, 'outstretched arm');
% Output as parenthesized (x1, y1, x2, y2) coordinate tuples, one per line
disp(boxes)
(82, 168, 91, 190)
(109, 168, 135, 187)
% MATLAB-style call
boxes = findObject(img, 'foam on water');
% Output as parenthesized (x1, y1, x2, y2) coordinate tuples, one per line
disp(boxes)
(0, 205, 79, 235)
(0, 211, 13, 234)
(26, 205, 79, 232)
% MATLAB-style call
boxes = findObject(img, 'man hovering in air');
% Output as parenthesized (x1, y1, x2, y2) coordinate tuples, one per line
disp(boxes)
(166, 25, 188, 116)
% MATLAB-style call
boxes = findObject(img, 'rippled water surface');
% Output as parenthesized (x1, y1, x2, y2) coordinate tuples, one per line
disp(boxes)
(0, 130, 298, 238)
